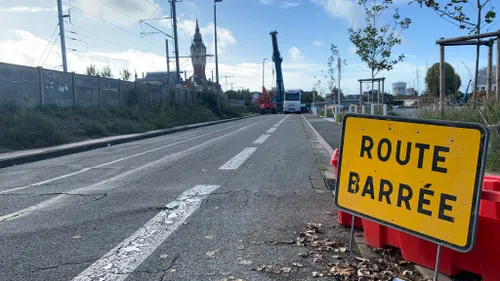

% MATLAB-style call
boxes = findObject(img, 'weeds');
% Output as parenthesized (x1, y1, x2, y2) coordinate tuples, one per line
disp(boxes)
(0, 103, 226, 151)
(419, 103, 500, 172)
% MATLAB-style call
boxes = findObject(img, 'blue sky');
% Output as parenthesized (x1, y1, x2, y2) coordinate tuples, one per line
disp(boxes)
(0, 0, 498, 94)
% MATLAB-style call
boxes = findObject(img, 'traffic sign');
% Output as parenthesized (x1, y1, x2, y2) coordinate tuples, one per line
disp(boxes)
(335, 113, 489, 252)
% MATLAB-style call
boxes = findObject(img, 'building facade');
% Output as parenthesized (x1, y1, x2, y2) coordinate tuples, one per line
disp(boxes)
(190, 19, 207, 81)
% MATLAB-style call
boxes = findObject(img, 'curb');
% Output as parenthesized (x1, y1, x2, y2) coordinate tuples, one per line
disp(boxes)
(0, 114, 259, 169)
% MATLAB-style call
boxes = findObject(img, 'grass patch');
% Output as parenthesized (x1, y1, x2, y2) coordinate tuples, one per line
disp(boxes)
(0, 103, 228, 151)
(419, 103, 500, 172)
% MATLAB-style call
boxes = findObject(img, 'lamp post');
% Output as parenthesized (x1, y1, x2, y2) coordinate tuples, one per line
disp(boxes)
(262, 58, 267, 88)
(214, 0, 222, 115)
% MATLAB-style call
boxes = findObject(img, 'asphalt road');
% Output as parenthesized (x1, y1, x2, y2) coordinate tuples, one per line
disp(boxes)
(0, 114, 349, 281)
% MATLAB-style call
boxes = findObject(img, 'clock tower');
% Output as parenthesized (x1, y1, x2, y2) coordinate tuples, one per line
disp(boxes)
(190, 19, 207, 80)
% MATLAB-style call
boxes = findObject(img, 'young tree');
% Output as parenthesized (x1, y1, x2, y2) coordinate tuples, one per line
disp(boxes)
(348, 0, 411, 104)
(86, 64, 99, 76)
(327, 44, 347, 103)
(120, 69, 131, 81)
(100, 66, 113, 78)
(411, 0, 496, 95)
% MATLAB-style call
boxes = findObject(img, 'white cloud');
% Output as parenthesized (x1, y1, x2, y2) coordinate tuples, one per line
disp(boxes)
(288, 46, 304, 61)
(74, 0, 165, 26)
(312, 40, 322, 47)
(280, 1, 300, 8)
(0, 6, 57, 13)
(259, 0, 275, 5)
(309, 0, 361, 23)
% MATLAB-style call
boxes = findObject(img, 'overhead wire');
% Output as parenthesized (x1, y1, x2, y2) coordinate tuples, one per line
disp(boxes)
(64, 2, 163, 49)
(37, 23, 59, 66)
(148, 0, 165, 18)
(42, 37, 58, 67)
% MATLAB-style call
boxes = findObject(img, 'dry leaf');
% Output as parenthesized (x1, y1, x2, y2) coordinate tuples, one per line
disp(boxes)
(292, 262, 303, 267)
(298, 252, 308, 257)
(237, 259, 252, 265)
(206, 250, 217, 258)
(312, 271, 323, 277)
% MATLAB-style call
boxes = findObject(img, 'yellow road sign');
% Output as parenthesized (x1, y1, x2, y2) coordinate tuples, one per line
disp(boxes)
(335, 113, 489, 252)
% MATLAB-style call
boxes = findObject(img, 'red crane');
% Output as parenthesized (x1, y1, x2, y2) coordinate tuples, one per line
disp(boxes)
(256, 87, 277, 114)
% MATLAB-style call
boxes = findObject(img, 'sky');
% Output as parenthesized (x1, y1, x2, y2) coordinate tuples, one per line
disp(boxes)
(0, 0, 498, 95)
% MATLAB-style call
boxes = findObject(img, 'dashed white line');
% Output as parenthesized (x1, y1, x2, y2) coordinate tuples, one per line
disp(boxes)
(219, 147, 258, 170)
(267, 127, 277, 133)
(0, 122, 246, 194)
(71, 184, 221, 281)
(0, 124, 258, 222)
(253, 134, 271, 144)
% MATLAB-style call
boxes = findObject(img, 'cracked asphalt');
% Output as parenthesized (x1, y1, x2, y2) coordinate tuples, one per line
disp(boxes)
(0, 114, 347, 281)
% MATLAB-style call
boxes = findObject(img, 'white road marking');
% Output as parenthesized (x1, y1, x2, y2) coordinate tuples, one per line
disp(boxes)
(0, 122, 247, 194)
(267, 127, 277, 133)
(253, 134, 270, 144)
(0, 124, 258, 222)
(219, 147, 258, 170)
(71, 184, 220, 281)
(273, 124, 280, 128)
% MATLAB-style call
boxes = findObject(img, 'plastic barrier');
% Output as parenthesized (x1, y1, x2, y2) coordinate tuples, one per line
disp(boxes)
(330, 148, 363, 229)
(330, 148, 500, 280)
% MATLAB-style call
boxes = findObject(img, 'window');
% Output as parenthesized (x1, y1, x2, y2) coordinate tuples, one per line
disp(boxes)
(285, 93, 300, 100)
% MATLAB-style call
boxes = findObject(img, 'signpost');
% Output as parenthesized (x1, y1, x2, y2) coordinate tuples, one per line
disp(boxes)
(335, 114, 489, 258)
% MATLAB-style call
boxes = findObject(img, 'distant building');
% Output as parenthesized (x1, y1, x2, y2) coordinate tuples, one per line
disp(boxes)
(393, 82, 407, 96)
(190, 19, 207, 83)
(135, 71, 180, 86)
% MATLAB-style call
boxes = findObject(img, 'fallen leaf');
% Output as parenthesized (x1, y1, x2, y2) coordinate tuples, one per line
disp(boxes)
(237, 259, 252, 265)
(292, 262, 303, 267)
(312, 271, 323, 277)
(298, 252, 308, 257)
(206, 250, 217, 258)
(332, 255, 341, 259)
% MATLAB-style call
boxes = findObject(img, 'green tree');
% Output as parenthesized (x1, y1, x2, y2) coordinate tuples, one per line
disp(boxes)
(411, 0, 496, 97)
(101, 66, 113, 78)
(120, 69, 131, 81)
(327, 45, 347, 103)
(425, 62, 462, 97)
(86, 64, 99, 76)
(348, 0, 411, 103)
(225, 90, 237, 99)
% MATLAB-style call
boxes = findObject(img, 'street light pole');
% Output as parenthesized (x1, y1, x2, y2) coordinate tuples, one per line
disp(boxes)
(262, 58, 267, 88)
(214, 0, 222, 115)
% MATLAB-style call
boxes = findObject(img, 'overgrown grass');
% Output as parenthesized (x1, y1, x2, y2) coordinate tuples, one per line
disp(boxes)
(0, 103, 223, 152)
(419, 103, 500, 172)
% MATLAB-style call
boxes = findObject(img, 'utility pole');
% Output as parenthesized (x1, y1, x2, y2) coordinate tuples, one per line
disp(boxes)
(166, 39, 171, 89)
(214, 0, 223, 115)
(57, 0, 69, 72)
(170, 0, 181, 85)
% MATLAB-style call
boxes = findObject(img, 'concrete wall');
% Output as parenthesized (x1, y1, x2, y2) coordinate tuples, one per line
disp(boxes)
(0, 62, 194, 109)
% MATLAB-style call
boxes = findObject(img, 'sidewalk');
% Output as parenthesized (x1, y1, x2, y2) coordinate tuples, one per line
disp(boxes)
(303, 114, 342, 151)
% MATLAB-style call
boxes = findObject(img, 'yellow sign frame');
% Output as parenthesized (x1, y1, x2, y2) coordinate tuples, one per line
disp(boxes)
(335, 113, 489, 252)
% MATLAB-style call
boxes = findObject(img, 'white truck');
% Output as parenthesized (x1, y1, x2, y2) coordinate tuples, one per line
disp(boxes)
(283, 89, 302, 114)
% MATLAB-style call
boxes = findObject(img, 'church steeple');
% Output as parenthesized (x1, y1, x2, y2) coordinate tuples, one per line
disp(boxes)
(190, 18, 206, 81)
(193, 18, 203, 44)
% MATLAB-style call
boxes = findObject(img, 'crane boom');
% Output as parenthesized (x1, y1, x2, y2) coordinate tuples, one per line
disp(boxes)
(270, 31, 284, 113)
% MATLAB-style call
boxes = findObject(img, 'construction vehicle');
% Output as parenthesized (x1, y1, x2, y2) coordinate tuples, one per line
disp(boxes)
(257, 87, 277, 114)
(270, 31, 285, 113)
